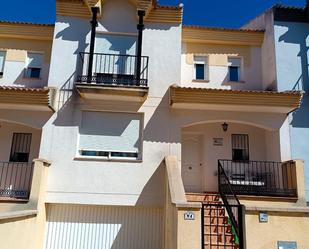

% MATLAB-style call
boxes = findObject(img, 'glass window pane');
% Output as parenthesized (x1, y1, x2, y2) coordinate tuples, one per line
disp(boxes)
(229, 66, 239, 81)
(29, 68, 41, 78)
(232, 134, 249, 161)
(195, 64, 205, 80)
(79, 111, 142, 154)
(9, 133, 32, 162)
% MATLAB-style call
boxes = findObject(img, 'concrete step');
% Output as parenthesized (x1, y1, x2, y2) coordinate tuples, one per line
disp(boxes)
(204, 244, 239, 249)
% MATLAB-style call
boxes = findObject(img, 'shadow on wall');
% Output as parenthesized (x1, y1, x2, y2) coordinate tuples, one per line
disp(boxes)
(109, 161, 165, 249)
(135, 160, 165, 208)
(143, 91, 178, 143)
(56, 16, 90, 55)
(291, 95, 309, 128)
(278, 23, 309, 92)
(44, 161, 166, 249)
(278, 23, 309, 128)
(11, 65, 49, 89)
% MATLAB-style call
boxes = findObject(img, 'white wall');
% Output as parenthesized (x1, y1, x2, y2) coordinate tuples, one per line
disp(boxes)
(44, 0, 289, 207)
(42, 0, 181, 207)
(97, 0, 137, 33)
(0, 60, 50, 88)
(48, 16, 90, 87)
(243, 9, 278, 90)
(181, 43, 263, 90)
(182, 122, 278, 191)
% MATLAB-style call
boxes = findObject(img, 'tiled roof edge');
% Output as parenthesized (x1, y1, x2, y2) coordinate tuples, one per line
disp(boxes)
(0, 20, 54, 26)
(183, 25, 265, 33)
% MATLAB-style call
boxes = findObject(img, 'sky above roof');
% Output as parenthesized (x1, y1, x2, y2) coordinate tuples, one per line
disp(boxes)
(0, 0, 306, 28)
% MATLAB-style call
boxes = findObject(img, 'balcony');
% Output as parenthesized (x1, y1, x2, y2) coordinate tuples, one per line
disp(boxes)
(0, 162, 34, 200)
(75, 52, 149, 101)
(219, 159, 297, 198)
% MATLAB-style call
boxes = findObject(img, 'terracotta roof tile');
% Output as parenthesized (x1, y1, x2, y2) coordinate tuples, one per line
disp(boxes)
(0, 86, 50, 93)
(273, 4, 305, 11)
(183, 25, 264, 33)
(171, 85, 303, 96)
(155, 4, 183, 10)
(0, 20, 54, 26)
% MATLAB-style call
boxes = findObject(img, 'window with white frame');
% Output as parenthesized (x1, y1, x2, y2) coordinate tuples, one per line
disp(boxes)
(194, 56, 208, 80)
(0, 51, 6, 76)
(228, 57, 242, 82)
(25, 52, 43, 78)
(79, 111, 143, 160)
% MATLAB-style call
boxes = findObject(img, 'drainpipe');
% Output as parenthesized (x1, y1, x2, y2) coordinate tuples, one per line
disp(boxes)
(87, 7, 99, 83)
(136, 10, 145, 86)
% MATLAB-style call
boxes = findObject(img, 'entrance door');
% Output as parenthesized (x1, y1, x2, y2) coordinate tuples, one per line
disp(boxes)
(182, 134, 203, 192)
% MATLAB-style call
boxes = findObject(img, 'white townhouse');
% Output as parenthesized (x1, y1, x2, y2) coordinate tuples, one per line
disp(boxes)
(0, 1, 308, 249)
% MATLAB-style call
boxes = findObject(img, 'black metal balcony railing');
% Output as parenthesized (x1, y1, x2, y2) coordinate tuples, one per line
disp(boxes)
(219, 159, 297, 197)
(218, 162, 245, 249)
(77, 52, 149, 87)
(0, 162, 34, 199)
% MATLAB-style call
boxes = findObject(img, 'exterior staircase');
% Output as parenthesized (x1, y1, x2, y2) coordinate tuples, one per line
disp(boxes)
(186, 193, 239, 249)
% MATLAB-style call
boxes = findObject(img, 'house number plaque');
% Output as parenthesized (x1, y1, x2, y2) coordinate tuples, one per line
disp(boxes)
(278, 241, 297, 249)
(184, 211, 195, 220)
(213, 138, 223, 146)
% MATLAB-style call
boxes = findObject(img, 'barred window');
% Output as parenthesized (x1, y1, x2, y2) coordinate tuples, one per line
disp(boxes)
(232, 134, 249, 162)
(9, 133, 32, 162)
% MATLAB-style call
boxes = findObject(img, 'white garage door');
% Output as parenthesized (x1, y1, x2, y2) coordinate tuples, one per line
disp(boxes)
(44, 204, 163, 249)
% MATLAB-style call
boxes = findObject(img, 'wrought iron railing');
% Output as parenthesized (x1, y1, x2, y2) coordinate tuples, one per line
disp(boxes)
(0, 162, 34, 199)
(77, 52, 149, 87)
(219, 159, 297, 197)
(218, 161, 244, 249)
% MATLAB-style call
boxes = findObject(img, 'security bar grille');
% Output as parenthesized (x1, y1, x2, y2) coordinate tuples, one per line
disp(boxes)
(9, 133, 32, 163)
(232, 134, 249, 162)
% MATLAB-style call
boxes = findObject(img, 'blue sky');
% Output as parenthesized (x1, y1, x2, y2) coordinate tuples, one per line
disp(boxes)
(0, 0, 306, 28)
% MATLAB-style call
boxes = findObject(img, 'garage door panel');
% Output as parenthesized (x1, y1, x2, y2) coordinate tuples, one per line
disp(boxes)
(44, 204, 163, 249)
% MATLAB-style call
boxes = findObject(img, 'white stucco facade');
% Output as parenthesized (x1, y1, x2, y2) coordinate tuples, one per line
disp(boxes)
(0, 2, 307, 249)
(42, 0, 182, 207)
(41, 0, 297, 207)
(181, 42, 263, 90)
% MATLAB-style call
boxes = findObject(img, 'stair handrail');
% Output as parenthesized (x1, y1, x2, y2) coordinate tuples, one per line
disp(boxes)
(218, 160, 241, 205)
(218, 160, 244, 248)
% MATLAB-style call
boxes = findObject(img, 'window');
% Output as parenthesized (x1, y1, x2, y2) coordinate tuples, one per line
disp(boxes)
(228, 57, 241, 82)
(9, 133, 32, 162)
(79, 111, 142, 160)
(232, 134, 249, 161)
(94, 34, 137, 76)
(0, 51, 6, 76)
(25, 52, 43, 78)
(194, 56, 208, 80)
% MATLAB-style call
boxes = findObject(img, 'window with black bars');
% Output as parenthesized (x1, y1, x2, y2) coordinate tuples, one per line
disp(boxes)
(232, 134, 249, 162)
(9, 133, 32, 162)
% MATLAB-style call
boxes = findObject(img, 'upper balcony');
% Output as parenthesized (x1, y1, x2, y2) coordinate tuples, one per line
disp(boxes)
(75, 52, 149, 102)
(77, 52, 149, 86)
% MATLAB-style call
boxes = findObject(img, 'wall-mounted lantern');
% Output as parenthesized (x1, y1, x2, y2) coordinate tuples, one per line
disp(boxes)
(222, 122, 228, 132)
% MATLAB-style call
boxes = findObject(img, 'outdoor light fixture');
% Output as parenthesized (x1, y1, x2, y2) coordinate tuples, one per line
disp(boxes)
(222, 122, 228, 132)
